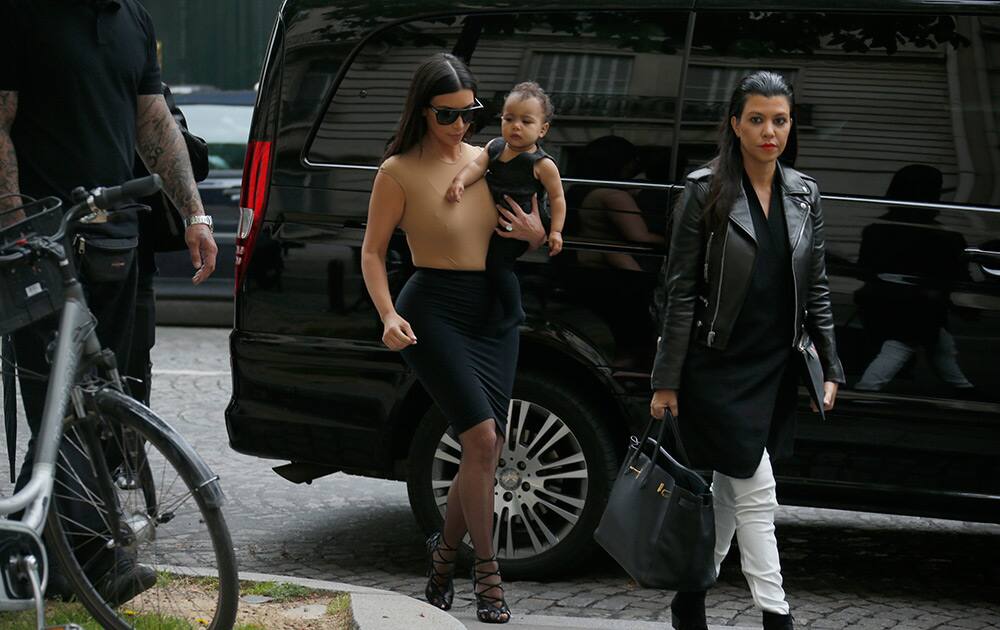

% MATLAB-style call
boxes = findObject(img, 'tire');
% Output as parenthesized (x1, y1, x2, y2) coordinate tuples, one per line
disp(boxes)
(406, 371, 619, 579)
(45, 388, 239, 630)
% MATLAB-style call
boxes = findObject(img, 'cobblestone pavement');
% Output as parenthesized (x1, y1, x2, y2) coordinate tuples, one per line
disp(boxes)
(5, 326, 999, 628)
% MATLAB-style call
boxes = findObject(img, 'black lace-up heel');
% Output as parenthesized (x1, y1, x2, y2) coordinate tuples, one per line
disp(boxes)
(472, 554, 511, 624)
(424, 532, 456, 610)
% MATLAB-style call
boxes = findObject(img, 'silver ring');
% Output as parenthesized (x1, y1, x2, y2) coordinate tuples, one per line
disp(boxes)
(504, 224, 513, 232)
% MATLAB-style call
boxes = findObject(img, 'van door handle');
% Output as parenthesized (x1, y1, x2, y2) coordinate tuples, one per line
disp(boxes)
(964, 248, 1000, 277)
(964, 247, 1000, 261)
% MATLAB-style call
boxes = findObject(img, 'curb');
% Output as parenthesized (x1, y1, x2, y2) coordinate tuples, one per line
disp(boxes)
(162, 566, 464, 630)
(164, 567, 756, 630)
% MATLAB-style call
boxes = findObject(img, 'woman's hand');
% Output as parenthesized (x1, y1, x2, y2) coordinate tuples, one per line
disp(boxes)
(810, 381, 839, 413)
(495, 194, 547, 250)
(381, 312, 417, 351)
(650, 389, 678, 419)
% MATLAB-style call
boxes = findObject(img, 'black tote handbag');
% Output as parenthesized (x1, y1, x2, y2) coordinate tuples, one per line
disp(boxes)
(594, 411, 717, 590)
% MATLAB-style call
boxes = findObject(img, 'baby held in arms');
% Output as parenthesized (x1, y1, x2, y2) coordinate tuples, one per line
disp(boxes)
(447, 81, 567, 257)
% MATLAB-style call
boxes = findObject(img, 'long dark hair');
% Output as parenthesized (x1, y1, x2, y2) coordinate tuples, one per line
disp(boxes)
(704, 71, 794, 230)
(383, 53, 478, 160)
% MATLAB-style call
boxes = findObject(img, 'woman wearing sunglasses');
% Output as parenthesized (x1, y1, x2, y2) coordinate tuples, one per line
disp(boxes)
(361, 52, 546, 625)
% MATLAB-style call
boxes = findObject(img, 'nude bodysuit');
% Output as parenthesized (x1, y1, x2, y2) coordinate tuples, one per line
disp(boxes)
(378, 143, 496, 270)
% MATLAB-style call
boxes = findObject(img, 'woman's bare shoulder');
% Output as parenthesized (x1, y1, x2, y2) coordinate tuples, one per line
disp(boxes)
(379, 153, 407, 170)
(379, 152, 417, 181)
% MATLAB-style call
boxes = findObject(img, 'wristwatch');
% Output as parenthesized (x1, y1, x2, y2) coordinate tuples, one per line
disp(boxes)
(184, 215, 214, 232)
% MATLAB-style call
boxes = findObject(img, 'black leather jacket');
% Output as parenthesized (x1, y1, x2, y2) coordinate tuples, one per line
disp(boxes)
(651, 163, 846, 390)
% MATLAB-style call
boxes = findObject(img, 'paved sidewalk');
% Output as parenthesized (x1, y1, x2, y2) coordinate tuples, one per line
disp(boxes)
(237, 569, 748, 630)
(144, 327, 999, 629)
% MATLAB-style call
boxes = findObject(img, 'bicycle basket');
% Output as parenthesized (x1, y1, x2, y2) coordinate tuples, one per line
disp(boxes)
(0, 196, 66, 336)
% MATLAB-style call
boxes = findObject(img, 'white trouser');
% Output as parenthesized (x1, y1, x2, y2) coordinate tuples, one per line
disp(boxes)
(712, 450, 789, 614)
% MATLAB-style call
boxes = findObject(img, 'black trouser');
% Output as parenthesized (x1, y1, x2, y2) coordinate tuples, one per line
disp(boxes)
(13, 250, 138, 577)
(126, 256, 155, 406)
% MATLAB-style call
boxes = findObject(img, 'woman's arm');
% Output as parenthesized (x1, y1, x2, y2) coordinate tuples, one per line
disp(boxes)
(362, 170, 417, 350)
(650, 178, 705, 391)
(804, 185, 845, 386)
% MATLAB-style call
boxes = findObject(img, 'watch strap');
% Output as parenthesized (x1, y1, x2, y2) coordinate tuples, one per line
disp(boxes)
(184, 215, 213, 231)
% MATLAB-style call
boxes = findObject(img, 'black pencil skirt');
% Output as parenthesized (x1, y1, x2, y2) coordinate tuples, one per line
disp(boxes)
(395, 267, 520, 436)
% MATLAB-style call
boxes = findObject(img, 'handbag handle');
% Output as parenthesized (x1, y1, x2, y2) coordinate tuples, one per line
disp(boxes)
(659, 409, 694, 469)
(628, 416, 672, 487)
(624, 415, 659, 471)
(626, 409, 693, 482)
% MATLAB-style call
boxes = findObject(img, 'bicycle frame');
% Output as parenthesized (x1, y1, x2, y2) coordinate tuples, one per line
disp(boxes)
(0, 278, 110, 613)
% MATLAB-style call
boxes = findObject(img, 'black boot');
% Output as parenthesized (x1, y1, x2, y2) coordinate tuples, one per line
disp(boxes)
(670, 591, 707, 630)
(762, 610, 794, 630)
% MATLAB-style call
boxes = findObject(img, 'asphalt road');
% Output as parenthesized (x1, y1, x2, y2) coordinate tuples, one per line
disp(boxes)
(4, 326, 998, 629)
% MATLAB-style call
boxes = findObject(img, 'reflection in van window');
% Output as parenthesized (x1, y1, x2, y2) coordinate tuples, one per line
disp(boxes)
(308, 9, 689, 200)
(681, 12, 996, 207)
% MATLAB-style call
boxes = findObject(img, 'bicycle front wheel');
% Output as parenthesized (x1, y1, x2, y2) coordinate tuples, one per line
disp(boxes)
(44, 387, 239, 630)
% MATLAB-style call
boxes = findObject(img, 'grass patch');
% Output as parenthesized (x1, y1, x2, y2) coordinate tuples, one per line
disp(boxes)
(326, 592, 353, 629)
(1, 602, 100, 630)
(0, 579, 351, 630)
(161, 573, 220, 591)
(123, 612, 196, 629)
(240, 580, 318, 602)
(326, 592, 351, 616)
(0, 602, 192, 630)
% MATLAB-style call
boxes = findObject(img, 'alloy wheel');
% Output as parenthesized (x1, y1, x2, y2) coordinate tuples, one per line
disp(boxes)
(429, 397, 590, 560)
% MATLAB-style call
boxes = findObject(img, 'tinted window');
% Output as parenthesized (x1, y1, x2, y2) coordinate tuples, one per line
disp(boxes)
(682, 12, 997, 206)
(308, 11, 690, 247)
(306, 19, 468, 165)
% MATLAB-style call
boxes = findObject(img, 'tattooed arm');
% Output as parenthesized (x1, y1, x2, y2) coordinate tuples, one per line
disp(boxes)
(136, 93, 217, 284)
(0, 90, 22, 224)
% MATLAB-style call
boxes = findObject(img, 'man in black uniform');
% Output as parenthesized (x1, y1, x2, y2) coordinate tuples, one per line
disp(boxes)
(0, 0, 217, 603)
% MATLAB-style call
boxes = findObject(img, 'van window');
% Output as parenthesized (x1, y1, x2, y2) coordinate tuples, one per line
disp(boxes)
(531, 52, 634, 95)
(682, 11, 998, 208)
(306, 18, 468, 166)
(307, 10, 690, 248)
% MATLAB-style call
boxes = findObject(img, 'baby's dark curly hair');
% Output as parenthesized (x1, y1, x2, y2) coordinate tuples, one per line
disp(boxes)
(505, 81, 555, 121)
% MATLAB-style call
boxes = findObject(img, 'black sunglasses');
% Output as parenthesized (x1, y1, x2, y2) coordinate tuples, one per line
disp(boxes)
(428, 98, 484, 125)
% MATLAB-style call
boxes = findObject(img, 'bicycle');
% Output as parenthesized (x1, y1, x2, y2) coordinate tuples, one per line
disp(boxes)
(0, 176, 239, 630)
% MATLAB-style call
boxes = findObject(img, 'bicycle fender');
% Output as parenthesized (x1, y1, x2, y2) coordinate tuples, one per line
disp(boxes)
(93, 388, 227, 509)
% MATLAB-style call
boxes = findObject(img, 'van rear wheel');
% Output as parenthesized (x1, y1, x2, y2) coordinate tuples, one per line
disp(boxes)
(405, 371, 618, 579)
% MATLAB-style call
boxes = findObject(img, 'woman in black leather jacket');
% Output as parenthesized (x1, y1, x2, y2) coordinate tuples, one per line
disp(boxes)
(649, 71, 845, 630)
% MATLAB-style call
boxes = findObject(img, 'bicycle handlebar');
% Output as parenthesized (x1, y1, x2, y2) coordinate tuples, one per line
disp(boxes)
(0, 174, 164, 264)
(91, 174, 162, 211)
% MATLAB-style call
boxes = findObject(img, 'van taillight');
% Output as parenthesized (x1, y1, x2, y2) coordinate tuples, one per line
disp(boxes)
(236, 139, 273, 292)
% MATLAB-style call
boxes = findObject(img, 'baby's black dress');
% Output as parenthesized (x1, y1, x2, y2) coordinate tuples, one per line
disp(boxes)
(483, 137, 553, 331)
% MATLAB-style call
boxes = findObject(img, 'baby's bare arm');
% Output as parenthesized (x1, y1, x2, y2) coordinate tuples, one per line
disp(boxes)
(536, 158, 566, 233)
(453, 146, 490, 188)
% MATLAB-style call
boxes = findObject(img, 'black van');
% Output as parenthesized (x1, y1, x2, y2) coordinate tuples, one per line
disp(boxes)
(227, 0, 1000, 577)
